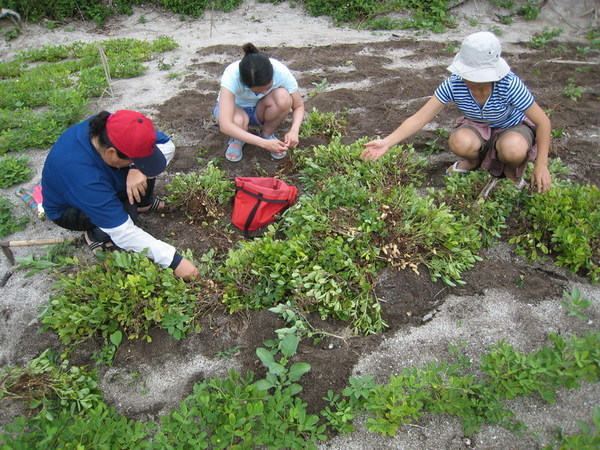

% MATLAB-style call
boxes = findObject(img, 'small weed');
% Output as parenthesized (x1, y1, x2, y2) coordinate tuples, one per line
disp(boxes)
(44, 21, 60, 30)
(551, 129, 565, 138)
(215, 345, 245, 359)
(553, 44, 568, 55)
(515, 274, 525, 287)
(309, 77, 330, 97)
(0, 198, 28, 238)
(490, 25, 504, 36)
(575, 66, 591, 73)
(576, 46, 591, 57)
(527, 27, 562, 50)
(166, 70, 188, 80)
(2, 28, 20, 41)
(418, 137, 445, 155)
(469, 18, 479, 26)
(138, 15, 147, 24)
(563, 78, 584, 102)
(516, 1, 541, 20)
(560, 288, 592, 320)
(549, 406, 600, 449)
(157, 58, 173, 71)
(532, 69, 541, 77)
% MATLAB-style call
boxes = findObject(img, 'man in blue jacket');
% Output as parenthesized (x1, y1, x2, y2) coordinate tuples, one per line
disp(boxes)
(42, 110, 198, 279)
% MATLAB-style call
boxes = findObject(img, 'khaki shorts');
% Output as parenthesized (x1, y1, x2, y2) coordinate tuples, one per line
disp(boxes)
(454, 123, 535, 157)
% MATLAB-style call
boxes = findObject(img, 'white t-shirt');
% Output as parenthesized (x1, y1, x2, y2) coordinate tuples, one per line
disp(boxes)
(218, 58, 298, 108)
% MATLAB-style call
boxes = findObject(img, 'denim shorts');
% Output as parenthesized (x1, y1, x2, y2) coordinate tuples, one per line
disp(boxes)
(213, 104, 263, 127)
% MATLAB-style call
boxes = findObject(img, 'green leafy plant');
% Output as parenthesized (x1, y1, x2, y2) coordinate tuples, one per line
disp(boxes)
(299, 107, 347, 138)
(0, 155, 31, 188)
(551, 128, 565, 138)
(165, 161, 234, 220)
(0, 37, 178, 154)
(509, 179, 599, 283)
(40, 250, 222, 363)
(481, 332, 600, 403)
(325, 330, 600, 437)
(156, 330, 325, 448)
(560, 287, 593, 320)
(563, 77, 584, 102)
(0, 197, 28, 238)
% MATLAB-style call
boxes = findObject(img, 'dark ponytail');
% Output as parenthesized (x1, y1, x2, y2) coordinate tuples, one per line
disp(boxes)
(89, 111, 128, 160)
(239, 43, 273, 87)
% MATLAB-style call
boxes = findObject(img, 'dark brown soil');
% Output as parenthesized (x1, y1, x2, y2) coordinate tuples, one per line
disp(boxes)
(120, 40, 598, 415)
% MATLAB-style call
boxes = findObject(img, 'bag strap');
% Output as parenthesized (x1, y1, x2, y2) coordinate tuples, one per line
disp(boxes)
(236, 186, 291, 204)
(243, 193, 264, 237)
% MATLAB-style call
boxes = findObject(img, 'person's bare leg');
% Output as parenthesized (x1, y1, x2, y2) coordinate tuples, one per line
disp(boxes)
(495, 131, 528, 183)
(256, 88, 292, 137)
(447, 127, 482, 172)
(227, 106, 250, 151)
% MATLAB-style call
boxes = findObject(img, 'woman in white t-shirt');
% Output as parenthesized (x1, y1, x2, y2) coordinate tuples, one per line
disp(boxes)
(214, 43, 305, 162)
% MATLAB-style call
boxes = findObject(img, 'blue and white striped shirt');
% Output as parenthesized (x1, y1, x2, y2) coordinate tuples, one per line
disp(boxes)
(434, 72, 535, 129)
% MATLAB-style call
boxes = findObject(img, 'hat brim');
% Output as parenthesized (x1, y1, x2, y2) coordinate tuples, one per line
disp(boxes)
(131, 145, 167, 177)
(447, 56, 510, 82)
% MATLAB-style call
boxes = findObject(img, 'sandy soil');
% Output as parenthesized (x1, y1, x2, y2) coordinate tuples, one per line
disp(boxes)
(1, 0, 599, 448)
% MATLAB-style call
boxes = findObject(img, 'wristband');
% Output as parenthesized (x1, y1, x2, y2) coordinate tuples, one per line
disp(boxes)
(169, 252, 183, 270)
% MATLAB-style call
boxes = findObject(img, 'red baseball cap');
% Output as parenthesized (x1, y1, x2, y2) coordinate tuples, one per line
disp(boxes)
(106, 110, 167, 177)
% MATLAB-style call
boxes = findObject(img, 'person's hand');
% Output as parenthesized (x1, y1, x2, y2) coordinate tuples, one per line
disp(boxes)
(126, 168, 148, 204)
(531, 165, 552, 194)
(283, 131, 299, 149)
(174, 257, 199, 280)
(361, 139, 391, 161)
(262, 137, 289, 155)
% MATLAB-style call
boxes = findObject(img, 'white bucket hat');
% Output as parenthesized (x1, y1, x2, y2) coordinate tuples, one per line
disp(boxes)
(447, 31, 511, 82)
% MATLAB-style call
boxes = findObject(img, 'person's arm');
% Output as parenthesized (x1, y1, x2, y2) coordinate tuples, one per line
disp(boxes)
(283, 90, 304, 149)
(101, 218, 199, 279)
(360, 96, 445, 161)
(524, 102, 552, 194)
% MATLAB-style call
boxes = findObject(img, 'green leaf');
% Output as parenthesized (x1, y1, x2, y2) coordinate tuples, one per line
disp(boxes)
(256, 347, 274, 367)
(110, 330, 122, 347)
(288, 362, 311, 382)
(254, 379, 274, 391)
(279, 333, 299, 358)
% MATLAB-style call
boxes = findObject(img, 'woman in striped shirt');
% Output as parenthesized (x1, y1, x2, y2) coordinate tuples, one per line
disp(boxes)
(361, 31, 552, 194)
